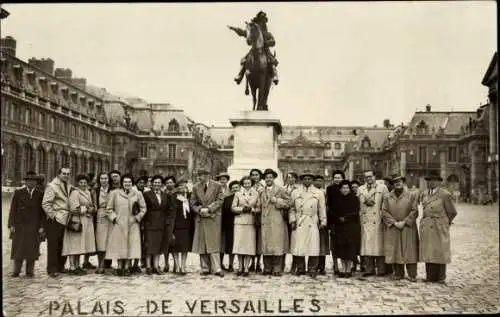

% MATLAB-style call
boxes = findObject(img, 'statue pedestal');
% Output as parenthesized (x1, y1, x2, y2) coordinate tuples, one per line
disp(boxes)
(227, 111, 283, 185)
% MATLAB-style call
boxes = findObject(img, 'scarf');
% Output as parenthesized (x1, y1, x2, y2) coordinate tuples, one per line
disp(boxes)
(177, 194, 190, 219)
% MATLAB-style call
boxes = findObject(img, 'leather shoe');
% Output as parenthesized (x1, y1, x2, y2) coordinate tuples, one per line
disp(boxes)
(26, 273, 34, 278)
(82, 262, 96, 269)
(49, 272, 59, 278)
(273, 272, 282, 277)
(214, 271, 224, 277)
(362, 272, 375, 277)
(146, 268, 153, 275)
(236, 271, 243, 276)
(241, 272, 249, 277)
(11, 273, 20, 278)
(153, 268, 163, 275)
(200, 271, 210, 276)
(407, 277, 417, 282)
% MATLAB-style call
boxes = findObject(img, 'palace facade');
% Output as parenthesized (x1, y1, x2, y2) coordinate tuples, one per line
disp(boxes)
(1, 35, 496, 202)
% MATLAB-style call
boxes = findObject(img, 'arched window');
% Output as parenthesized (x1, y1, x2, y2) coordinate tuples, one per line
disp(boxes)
(168, 119, 180, 132)
(334, 142, 341, 150)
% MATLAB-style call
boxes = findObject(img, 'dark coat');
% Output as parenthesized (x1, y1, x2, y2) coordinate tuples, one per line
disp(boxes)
(221, 194, 236, 253)
(172, 195, 194, 252)
(332, 192, 361, 260)
(143, 191, 176, 254)
(8, 187, 46, 261)
(326, 184, 342, 229)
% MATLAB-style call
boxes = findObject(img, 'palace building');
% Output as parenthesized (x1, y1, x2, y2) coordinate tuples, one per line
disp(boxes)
(1, 35, 496, 203)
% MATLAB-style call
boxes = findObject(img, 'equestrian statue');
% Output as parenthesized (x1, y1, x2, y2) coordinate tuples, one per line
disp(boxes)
(228, 11, 279, 111)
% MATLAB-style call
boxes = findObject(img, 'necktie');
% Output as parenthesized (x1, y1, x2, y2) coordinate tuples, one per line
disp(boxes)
(204, 183, 208, 193)
(64, 182, 68, 196)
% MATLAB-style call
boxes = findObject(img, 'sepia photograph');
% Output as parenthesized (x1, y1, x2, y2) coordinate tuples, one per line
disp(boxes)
(0, 1, 498, 316)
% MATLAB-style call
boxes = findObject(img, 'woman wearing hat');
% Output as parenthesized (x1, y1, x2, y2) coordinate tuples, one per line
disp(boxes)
(216, 172, 232, 270)
(332, 180, 361, 278)
(172, 181, 194, 275)
(221, 180, 240, 272)
(419, 171, 457, 284)
(231, 176, 259, 276)
(63, 174, 97, 275)
(8, 172, 46, 277)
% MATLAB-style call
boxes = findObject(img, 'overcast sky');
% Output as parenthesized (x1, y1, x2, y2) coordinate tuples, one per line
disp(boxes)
(1, 2, 497, 127)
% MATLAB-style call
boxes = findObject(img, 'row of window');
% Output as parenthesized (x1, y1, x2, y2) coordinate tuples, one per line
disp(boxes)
(3, 101, 111, 146)
(3, 62, 103, 113)
(409, 146, 458, 163)
(140, 143, 177, 160)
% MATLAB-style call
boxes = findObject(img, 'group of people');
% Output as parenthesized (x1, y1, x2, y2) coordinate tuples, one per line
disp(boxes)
(8, 165, 457, 284)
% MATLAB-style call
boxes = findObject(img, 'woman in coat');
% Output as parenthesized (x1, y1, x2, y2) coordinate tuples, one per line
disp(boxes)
(172, 181, 194, 274)
(221, 180, 240, 272)
(142, 175, 168, 274)
(232, 176, 259, 276)
(105, 174, 147, 276)
(332, 180, 361, 278)
(92, 172, 112, 274)
(62, 174, 97, 275)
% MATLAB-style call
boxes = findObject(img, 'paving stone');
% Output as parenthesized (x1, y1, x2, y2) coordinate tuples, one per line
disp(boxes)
(2, 200, 499, 315)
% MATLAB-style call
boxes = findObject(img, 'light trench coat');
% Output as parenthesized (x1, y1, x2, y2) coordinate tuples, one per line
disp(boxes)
(381, 189, 419, 264)
(105, 189, 146, 260)
(232, 187, 259, 255)
(359, 182, 388, 256)
(419, 187, 458, 264)
(289, 186, 327, 256)
(258, 184, 290, 256)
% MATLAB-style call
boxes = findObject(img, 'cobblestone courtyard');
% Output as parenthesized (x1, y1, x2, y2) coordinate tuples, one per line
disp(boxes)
(2, 195, 499, 316)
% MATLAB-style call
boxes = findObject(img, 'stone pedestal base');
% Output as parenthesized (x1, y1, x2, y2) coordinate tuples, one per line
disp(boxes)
(227, 111, 283, 186)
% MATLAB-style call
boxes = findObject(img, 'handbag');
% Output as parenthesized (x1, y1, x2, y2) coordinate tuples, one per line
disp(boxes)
(66, 213, 82, 232)
(132, 201, 140, 216)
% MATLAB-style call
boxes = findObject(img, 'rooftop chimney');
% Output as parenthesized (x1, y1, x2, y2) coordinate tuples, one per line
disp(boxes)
(0, 36, 16, 57)
(28, 58, 55, 75)
(425, 104, 431, 112)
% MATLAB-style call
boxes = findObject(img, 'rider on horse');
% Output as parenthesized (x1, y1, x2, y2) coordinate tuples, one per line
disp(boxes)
(228, 11, 279, 85)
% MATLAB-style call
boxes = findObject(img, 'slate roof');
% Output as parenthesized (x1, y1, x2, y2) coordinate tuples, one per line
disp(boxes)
(404, 111, 475, 136)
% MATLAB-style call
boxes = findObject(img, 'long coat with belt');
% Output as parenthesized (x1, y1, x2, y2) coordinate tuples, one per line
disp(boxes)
(419, 187, 458, 264)
(289, 186, 327, 256)
(258, 184, 290, 256)
(8, 187, 45, 261)
(190, 180, 223, 254)
(358, 183, 388, 256)
(381, 189, 419, 264)
(63, 188, 96, 256)
(105, 189, 147, 260)
(142, 190, 176, 254)
(91, 186, 112, 252)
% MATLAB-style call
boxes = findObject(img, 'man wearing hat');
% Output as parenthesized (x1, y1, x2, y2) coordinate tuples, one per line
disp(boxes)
(8, 172, 46, 277)
(42, 167, 73, 277)
(257, 168, 291, 276)
(313, 175, 329, 275)
(190, 169, 225, 276)
(381, 176, 419, 282)
(289, 172, 327, 277)
(215, 172, 232, 271)
(419, 171, 457, 284)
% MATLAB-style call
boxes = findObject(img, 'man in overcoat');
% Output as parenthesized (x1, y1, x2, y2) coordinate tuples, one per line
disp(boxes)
(190, 169, 224, 276)
(314, 175, 329, 275)
(419, 171, 458, 284)
(381, 176, 419, 282)
(358, 170, 389, 276)
(8, 172, 46, 277)
(42, 167, 72, 277)
(258, 168, 291, 276)
(289, 173, 327, 278)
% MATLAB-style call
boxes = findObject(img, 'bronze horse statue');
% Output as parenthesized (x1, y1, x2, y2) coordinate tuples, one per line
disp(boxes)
(242, 21, 274, 111)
